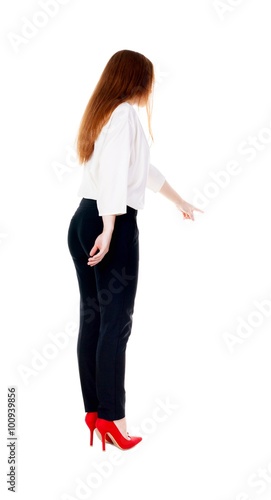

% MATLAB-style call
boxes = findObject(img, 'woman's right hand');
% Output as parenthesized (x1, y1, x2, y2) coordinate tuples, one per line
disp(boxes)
(87, 230, 113, 267)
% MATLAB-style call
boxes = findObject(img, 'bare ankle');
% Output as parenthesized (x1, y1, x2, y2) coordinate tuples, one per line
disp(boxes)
(113, 417, 130, 439)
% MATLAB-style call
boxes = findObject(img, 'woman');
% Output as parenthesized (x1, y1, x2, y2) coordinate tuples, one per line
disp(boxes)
(67, 49, 203, 451)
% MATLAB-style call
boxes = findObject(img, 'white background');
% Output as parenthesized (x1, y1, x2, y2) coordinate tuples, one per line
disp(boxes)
(1, 1, 271, 499)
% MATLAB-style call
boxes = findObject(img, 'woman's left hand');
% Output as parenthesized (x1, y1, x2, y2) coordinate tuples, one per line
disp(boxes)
(87, 230, 113, 267)
(176, 199, 204, 221)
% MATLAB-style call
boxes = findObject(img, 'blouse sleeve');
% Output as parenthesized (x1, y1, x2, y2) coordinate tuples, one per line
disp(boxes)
(97, 105, 132, 216)
(147, 163, 166, 192)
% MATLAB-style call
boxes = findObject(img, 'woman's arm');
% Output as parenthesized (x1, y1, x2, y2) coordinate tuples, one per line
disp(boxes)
(87, 215, 116, 267)
(159, 180, 204, 221)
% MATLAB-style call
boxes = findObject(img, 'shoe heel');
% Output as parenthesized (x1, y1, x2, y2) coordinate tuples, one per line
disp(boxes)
(90, 429, 94, 446)
(85, 412, 98, 447)
(101, 433, 106, 451)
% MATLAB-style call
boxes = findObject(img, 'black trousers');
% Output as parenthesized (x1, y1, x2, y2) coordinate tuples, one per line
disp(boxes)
(67, 198, 139, 420)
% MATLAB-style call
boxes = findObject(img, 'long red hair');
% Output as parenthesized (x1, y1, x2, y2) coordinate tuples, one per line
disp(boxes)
(76, 50, 154, 164)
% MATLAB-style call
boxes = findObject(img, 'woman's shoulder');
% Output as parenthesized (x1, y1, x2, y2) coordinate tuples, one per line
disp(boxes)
(111, 102, 136, 119)
(105, 102, 137, 130)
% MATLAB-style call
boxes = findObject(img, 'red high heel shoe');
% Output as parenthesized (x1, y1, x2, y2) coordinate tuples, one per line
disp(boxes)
(85, 412, 113, 446)
(96, 418, 142, 451)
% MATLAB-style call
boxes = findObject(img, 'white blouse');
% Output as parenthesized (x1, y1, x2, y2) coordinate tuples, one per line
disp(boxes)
(77, 102, 166, 216)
